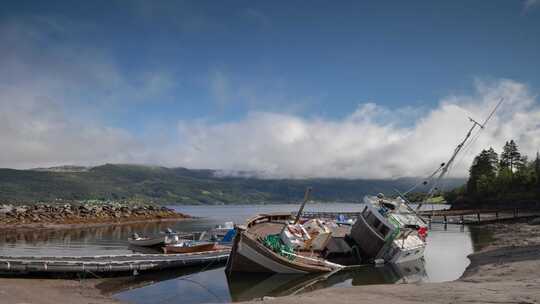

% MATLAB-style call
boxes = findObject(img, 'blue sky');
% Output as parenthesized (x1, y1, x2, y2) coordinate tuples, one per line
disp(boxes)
(1, 1, 540, 177)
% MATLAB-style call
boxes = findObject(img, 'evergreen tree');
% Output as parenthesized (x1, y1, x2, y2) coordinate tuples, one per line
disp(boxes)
(500, 140, 522, 173)
(467, 148, 498, 195)
(500, 141, 511, 171)
(535, 152, 540, 183)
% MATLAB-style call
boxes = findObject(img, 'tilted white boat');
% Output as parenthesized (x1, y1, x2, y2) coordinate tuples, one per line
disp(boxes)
(349, 194, 428, 264)
(349, 99, 504, 264)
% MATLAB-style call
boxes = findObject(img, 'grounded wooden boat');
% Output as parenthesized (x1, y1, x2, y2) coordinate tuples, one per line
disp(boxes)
(163, 242, 225, 254)
(225, 213, 345, 274)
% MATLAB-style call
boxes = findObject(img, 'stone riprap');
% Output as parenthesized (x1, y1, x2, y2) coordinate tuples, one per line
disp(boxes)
(0, 201, 187, 227)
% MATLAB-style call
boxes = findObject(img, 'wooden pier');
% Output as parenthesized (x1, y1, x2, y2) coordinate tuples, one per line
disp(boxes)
(0, 249, 230, 275)
(300, 208, 540, 225)
(418, 208, 540, 225)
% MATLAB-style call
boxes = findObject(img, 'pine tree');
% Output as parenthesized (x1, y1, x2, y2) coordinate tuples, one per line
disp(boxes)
(535, 152, 540, 187)
(467, 148, 498, 195)
(500, 141, 511, 171)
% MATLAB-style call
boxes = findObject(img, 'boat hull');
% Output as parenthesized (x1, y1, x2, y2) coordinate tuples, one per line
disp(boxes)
(388, 243, 426, 264)
(226, 229, 337, 274)
(163, 243, 218, 254)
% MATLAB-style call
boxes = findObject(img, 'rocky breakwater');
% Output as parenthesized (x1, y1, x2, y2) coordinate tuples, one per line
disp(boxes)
(0, 201, 189, 229)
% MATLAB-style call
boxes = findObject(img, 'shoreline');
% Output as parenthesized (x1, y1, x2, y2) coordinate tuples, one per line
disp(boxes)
(1, 220, 539, 303)
(0, 214, 191, 233)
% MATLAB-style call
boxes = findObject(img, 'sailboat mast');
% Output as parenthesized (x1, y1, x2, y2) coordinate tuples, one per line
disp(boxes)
(417, 97, 504, 210)
(294, 187, 312, 224)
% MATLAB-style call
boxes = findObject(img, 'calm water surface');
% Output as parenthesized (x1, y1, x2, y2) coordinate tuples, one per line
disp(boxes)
(0, 204, 475, 303)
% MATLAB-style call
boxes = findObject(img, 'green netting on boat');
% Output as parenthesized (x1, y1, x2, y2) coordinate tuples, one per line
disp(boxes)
(262, 234, 295, 260)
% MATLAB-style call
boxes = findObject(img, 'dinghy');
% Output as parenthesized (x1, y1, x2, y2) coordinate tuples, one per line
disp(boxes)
(163, 241, 226, 254)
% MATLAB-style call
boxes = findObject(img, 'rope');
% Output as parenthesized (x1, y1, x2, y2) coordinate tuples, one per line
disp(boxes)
(262, 234, 295, 260)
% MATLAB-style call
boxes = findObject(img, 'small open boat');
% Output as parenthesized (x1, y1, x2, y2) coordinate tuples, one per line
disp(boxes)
(128, 229, 179, 247)
(163, 241, 223, 254)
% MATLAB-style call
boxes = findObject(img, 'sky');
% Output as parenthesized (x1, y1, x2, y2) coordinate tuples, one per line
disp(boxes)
(1, 0, 539, 178)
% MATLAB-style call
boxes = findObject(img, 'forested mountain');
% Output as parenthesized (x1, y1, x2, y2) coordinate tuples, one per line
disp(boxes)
(0, 164, 465, 204)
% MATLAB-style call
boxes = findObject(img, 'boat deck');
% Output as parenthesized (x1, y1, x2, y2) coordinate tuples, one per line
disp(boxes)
(245, 222, 334, 264)
(0, 249, 230, 274)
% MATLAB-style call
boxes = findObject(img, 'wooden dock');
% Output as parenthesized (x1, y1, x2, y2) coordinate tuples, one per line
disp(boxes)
(418, 208, 540, 225)
(0, 249, 230, 274)
(300, 208, 540, 225)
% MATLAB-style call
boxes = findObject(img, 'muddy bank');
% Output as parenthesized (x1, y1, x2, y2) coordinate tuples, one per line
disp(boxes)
(0, 277, 120, 304)
(0, 201, 189, 231)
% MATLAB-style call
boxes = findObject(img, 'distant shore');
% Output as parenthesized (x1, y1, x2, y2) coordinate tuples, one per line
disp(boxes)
(1, 219, 539, 304)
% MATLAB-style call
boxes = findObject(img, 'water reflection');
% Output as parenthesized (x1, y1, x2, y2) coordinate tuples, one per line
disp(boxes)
(112, 259, 427, 303)
(0, 219, 214, 257)
(227, 259, 426, 302)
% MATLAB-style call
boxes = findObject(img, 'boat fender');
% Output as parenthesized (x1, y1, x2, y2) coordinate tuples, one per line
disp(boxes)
(374, 258, 385, 265)
(418, 226, 428, 241)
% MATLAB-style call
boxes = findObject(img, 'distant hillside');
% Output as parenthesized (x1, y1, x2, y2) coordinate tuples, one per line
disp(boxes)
(0, 164, 465, 204)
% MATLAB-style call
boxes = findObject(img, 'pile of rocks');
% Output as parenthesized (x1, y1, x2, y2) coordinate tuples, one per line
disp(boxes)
(0, 201, 187, 226)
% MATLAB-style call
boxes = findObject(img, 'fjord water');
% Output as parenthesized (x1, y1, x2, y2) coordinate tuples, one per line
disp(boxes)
(0, 204, 475, 303)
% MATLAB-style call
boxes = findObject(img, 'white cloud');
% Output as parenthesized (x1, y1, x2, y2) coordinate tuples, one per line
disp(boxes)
(172, 79, 540, 179)
(0, 16, 172, 169)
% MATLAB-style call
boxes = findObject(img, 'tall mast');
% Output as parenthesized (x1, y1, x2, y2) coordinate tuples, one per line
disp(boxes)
(416, 98, 504, 211)
(294, 187, 312, 224)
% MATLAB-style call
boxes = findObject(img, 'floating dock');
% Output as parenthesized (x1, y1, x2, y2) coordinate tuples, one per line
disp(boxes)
(0, 249, 230, 274)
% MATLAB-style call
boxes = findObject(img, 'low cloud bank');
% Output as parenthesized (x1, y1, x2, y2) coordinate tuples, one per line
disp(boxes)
(174, 79, 540, 179)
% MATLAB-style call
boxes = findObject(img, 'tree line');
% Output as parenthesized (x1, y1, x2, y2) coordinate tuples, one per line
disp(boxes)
(446, 140, 540, 206)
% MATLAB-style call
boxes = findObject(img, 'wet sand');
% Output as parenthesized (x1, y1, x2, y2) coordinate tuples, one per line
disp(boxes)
(0, 277, 120, 304)
(1, 220, 539, 304)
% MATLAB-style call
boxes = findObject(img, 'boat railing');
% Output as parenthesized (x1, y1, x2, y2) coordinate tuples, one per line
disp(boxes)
(299, 211, 362, 219)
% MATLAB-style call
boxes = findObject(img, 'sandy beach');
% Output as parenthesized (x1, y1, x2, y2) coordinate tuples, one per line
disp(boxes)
(1, 219, 539, 304)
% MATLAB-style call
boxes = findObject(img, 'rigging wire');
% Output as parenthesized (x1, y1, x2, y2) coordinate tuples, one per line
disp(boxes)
(440, 97, 504, 186)
(417, 97, 505, 209)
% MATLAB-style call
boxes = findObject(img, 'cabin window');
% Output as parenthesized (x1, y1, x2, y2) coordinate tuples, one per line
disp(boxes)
(380, 225, 390, 237)
(367, 214, 380, 228)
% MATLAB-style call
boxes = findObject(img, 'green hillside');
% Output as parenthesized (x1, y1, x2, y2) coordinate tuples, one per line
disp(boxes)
(0, 164, 465, 204)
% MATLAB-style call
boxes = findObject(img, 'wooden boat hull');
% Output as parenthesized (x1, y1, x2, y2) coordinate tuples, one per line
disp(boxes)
(226, 229, 338, 274)
(163, 243, 218, 254)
